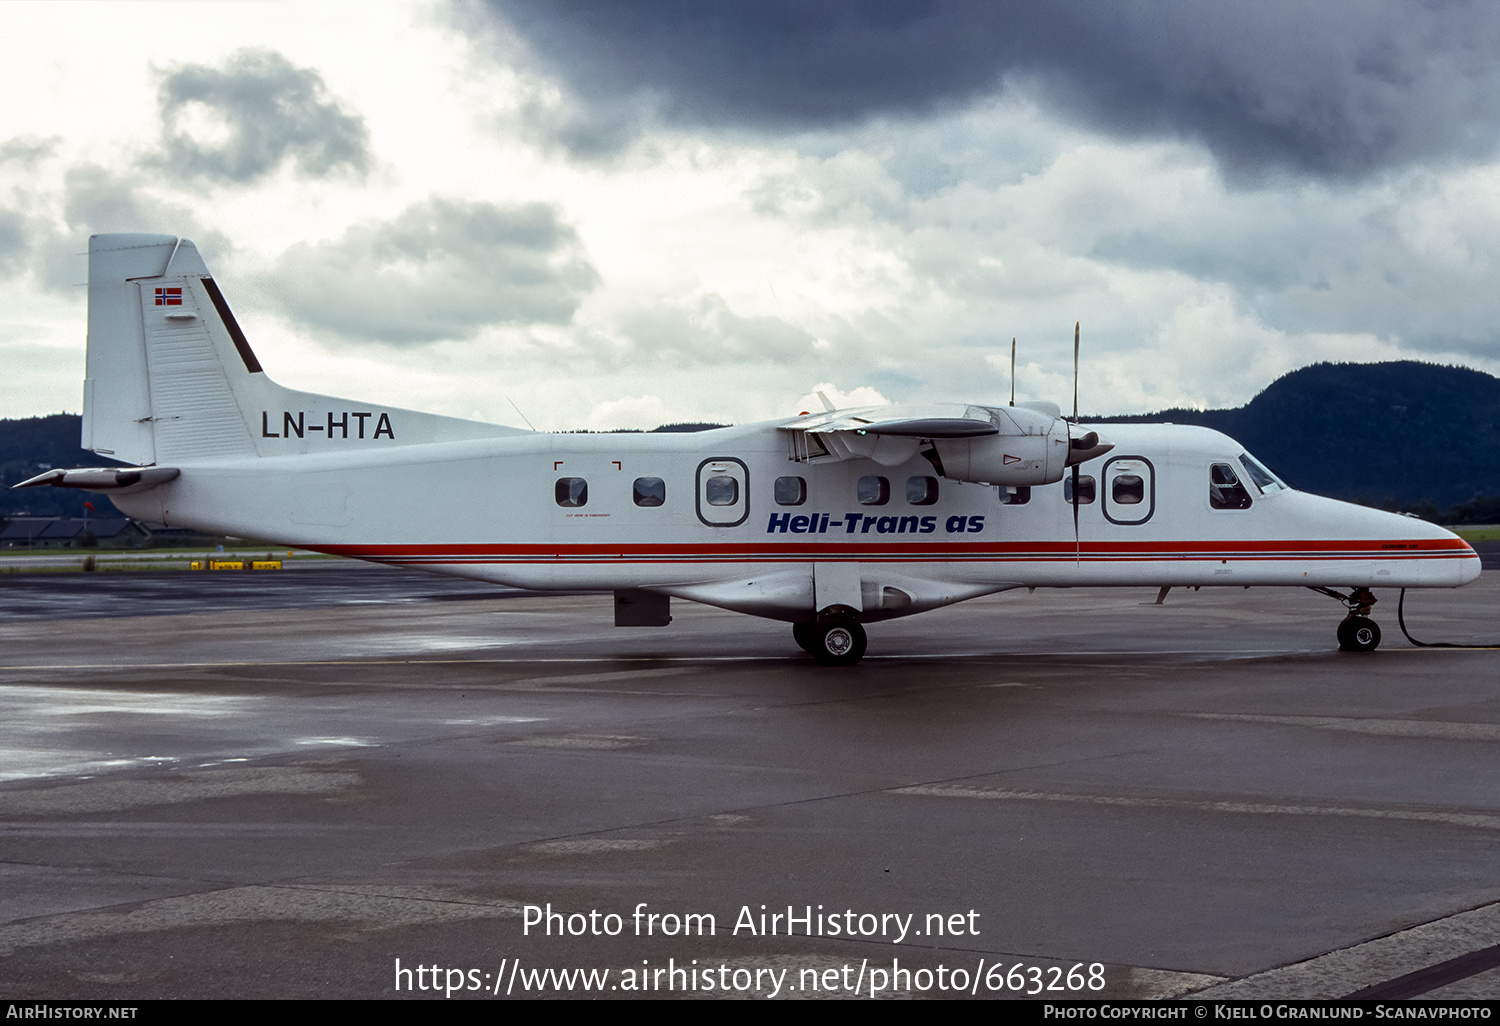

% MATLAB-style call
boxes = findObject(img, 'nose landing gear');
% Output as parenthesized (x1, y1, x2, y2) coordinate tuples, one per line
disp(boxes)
(1310, 586, 1382, 652)
(1336, 614, 1381, 653)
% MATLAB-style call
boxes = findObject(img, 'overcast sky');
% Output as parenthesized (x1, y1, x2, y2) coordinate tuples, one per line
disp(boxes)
(4, 0, 1500, 431)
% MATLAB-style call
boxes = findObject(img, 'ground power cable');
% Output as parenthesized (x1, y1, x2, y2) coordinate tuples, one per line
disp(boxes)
(1397, 588, 1500, 649)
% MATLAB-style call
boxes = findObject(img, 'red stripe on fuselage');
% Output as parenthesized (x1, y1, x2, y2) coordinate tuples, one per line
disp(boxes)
(312, 537, 1477, 565)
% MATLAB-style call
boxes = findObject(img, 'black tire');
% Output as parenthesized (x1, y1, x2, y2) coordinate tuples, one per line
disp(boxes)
(1338, 615, 1381, 653)
(792, 621, 819, 654)
(813, 617, 867, 666)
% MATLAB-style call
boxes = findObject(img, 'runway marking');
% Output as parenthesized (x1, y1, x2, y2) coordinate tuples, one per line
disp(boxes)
(0, 766, 360, 814)
(0, 685, 261, 715)
(508, 734, 646, 750)
(0, 882, 525, 957)
(293, 736, 378, 748)
(1184, 712, 1500, 742)
(0, 650, 1340, 672)
(524, 838, 668, 855)
(891, 784, 1500, 830)
(1188, 899, 1500, 999)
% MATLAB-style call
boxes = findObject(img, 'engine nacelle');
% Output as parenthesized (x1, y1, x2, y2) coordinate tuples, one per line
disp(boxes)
(930, 406, 1107, 486)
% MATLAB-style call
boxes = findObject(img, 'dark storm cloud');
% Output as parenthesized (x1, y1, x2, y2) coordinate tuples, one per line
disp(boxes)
(153, 49, 371, 183)
(270, 198, 598, 345)
(476, 0, 1500, 178)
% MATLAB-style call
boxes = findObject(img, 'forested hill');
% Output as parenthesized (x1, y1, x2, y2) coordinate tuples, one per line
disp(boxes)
(3, 360, 1499, 520)
(1095, 361, 1500, 517)
(0, 415, 124, 518)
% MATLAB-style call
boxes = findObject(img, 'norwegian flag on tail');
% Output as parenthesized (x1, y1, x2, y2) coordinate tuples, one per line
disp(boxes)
(154, 287, 182, 306)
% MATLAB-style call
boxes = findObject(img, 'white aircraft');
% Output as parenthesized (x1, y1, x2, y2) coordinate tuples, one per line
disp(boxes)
(18, 234, 1481, 664)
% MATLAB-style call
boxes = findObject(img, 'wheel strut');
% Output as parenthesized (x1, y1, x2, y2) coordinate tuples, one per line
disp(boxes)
(1309, 586, 1381, 652)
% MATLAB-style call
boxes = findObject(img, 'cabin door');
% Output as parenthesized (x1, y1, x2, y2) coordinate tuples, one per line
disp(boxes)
(695, 457, 749, 527)
(1101, 455, 1155, 526)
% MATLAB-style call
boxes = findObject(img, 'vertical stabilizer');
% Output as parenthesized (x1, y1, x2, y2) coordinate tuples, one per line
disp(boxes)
(84, 232, 524, 467)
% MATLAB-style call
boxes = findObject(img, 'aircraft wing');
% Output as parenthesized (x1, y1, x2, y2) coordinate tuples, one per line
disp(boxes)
(779, 401, 1104, 483)
(780, 404, 1000, 466)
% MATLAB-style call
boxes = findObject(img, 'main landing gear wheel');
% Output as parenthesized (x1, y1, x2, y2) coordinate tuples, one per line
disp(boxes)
(810, 617, 867, 666)
(1337, 615, 1381, 653)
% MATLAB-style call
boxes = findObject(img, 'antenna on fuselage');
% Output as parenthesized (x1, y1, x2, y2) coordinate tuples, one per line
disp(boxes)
(506, 396, 538, 432)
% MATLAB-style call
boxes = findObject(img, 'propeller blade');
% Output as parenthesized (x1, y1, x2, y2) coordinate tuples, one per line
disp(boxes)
(1073, 464, 1081, 564)
(1009, 337, 1016, 407)
(1072, 322, 1079, 423)
(1072, 322, 1080, 562)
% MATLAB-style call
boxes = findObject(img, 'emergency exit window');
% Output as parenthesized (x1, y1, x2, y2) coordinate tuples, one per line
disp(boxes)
(555, 477, 588, 507)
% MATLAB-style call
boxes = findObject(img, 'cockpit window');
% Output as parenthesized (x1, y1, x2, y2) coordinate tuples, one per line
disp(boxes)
(1209, 464, 1252, 510)
(1237, 453, 1286, 495)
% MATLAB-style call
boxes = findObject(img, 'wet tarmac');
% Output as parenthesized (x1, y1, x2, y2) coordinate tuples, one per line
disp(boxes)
(2, 563, 1499, 1000)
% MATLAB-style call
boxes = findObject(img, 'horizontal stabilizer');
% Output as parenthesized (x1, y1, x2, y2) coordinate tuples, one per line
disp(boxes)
(12, 466, 180, 492)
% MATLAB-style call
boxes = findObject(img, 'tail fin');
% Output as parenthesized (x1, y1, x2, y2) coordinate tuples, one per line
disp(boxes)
(83, 233, 519, 465)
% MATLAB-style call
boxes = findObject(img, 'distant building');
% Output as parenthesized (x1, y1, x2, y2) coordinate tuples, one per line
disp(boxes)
(1, 517, 162, 549)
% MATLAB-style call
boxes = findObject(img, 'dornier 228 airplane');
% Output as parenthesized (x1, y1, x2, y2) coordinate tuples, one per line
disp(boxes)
(18, 233, 1482, 664)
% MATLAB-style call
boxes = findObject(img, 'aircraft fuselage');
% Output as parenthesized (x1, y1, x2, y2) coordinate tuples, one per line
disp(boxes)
(107, 419, 1479, 624)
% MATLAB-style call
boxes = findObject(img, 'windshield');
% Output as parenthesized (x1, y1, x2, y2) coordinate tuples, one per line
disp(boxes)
(1237, 452, 1287, 495)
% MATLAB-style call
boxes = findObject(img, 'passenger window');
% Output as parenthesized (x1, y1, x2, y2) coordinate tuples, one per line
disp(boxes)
(633, 477, 665, 507)
(1064, 475, 1095, 505)
(857, 476, 890, 505)
(774, 476, 807, 506)
(1209, 464, 1252, 510)
(705, 475, 739, 506)
(906, 476, 939, 505)
(1001, 486, 1031, 506)
(555, 477, 587, 508)
(1112, 474, 1144, 505)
